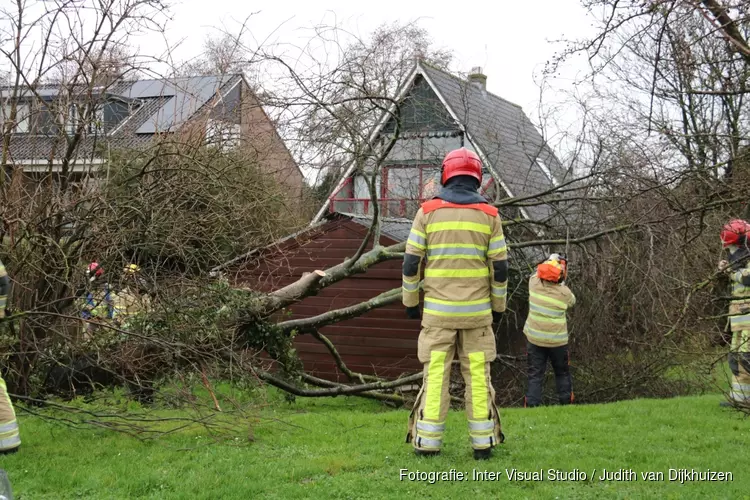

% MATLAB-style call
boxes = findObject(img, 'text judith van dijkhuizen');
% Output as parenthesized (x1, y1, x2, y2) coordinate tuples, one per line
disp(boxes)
(399, 468, 733, 484)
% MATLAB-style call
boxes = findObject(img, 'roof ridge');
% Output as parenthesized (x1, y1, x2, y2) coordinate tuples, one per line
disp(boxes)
(127, 73, 243, 84)
(418, 60, 523, 110)
(0, 74, 243, 93)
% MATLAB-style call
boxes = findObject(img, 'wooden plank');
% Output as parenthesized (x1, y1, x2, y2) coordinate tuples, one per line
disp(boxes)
(318, 322, 422, 334)
(292, 300, 414, 312)
(297, 357, 420, 374)
(319, 278, 402, 290)
(294, 341, 415, 359)
(290, 306, 416, 320)
(298, 364, 421, 380)
(295, 334, 416, 349)
(296, 350, 417, 365)
(241, 269, 401, 283)
(292, 292, 402, 307)
(294, 328, 419, 342)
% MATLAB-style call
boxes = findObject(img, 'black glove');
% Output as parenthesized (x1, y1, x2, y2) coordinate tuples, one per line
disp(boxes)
(406, 306, 421, 320)
(492, 311, 503, 324)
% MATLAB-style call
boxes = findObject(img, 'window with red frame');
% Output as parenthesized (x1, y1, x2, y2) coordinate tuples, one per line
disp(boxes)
(382, 165, 441, 202)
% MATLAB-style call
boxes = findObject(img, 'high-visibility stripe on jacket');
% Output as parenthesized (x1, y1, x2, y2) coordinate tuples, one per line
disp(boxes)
(403, 199, 508, 329)
(0, 377, 20, 452)
(523, 275, 575, 347)
(729, 261, 750, 334)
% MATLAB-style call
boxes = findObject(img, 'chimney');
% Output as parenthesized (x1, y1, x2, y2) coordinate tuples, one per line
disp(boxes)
(468, 66, 487, 91)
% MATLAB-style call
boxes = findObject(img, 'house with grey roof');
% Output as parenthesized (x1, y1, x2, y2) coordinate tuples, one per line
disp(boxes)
(0, 73, 304, 200)
(313, 60, 569, 223)
(211, 62, 568, 380)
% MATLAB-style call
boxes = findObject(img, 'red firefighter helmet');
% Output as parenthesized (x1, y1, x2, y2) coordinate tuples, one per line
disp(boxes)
(720, 219, 750, 248)
(86, 262, 104, 282)
(441, 147, 482, 185)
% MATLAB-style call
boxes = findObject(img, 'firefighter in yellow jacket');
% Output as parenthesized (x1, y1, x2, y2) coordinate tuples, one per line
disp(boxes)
(112, 264, 150, 331)
(523, 254, 576, 407)
(718, 219, 750, 407)
(403, 147, 507, 460)
(0, 259, 20, 454)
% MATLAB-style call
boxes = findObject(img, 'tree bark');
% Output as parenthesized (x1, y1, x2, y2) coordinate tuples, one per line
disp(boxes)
(259, 242, 405, 314)
(699, 0, 750, 63)
(276, 287, 404, 334)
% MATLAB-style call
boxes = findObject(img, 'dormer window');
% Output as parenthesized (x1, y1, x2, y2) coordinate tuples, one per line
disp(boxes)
(1, 103, 30, 133)
(64, 103, 105, 134)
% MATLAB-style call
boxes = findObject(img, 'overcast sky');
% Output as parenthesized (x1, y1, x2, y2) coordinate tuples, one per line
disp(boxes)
(140, 0, 598, 114)
(1, 0, 602, 164)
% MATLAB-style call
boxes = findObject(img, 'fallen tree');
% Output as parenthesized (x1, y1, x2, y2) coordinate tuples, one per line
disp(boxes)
(1, 5, 748, 431)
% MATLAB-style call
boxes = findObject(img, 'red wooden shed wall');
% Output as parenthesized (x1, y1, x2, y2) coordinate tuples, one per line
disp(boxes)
(229, 217, 422, 381)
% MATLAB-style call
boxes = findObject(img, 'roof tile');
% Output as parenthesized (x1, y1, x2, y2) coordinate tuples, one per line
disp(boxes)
(419, 62, 570, 220)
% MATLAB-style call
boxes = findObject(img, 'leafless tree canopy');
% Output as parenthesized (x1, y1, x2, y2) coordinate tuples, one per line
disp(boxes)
(0, 0, 746, 436)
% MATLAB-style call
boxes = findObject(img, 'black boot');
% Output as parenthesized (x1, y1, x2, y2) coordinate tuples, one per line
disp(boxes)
(414, 448, 440, 457)
(473, 448, 492, 460)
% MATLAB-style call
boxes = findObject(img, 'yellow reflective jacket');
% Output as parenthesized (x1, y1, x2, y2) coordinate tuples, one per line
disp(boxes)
(523, 275, 575, 347)
(402, 200, 508, 329)
(112, 287, 150, 327)
(728, 258, 750, 334)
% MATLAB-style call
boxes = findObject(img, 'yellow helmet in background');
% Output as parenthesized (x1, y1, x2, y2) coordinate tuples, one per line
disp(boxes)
(123, 264, 140, 275)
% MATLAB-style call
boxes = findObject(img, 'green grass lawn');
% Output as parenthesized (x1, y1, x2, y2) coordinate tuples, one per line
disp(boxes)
(2, 392, 749, 499)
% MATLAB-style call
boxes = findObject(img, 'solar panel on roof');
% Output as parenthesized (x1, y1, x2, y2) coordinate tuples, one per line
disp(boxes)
(134, 75, 235, 133)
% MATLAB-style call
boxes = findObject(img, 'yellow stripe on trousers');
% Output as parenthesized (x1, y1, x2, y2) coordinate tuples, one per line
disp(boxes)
(469, 352, 487, 420)
(424, 351, 447, 420)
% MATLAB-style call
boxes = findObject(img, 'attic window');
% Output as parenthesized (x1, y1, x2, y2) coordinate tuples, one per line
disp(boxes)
(1, 103, 30, 133)
(205, 119, 240, 151)
(65, 104, 104, 134)
(536, 158, 559, 187)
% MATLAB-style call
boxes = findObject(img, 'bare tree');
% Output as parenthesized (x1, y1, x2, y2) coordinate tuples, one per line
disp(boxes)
(0, 1, 747, 430)
(176, 32, 255, 78)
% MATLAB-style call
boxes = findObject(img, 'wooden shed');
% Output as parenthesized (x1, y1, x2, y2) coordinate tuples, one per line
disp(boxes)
(219, 212, 423, 381)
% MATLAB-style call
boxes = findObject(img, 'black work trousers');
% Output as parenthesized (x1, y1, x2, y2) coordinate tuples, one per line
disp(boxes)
(525, 341, 573, 407)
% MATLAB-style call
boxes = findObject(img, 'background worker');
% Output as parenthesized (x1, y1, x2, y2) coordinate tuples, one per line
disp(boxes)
(523, 253, 576, 408)
(80, 262, 114, 339)
(0, 258, 20, 454)
(112, 264, 150, 330)
(718, 219, 750, 407)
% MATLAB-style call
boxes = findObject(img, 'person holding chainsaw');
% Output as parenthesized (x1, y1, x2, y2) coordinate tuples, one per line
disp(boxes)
(718, 219, 750, 407)
(403, 147, 507, 461)
(0, 259, 21, 454)
(523, 253, 576, 408)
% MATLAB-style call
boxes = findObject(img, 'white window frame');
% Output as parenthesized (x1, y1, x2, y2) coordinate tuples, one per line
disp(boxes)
(15, 104, 29, 133)
(91, 105, 104, 133)
(65, 103, 105, 135)
(205, 119, 241, 151)
(2, 103, 30, 133)
(65, 104, 78, 134)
